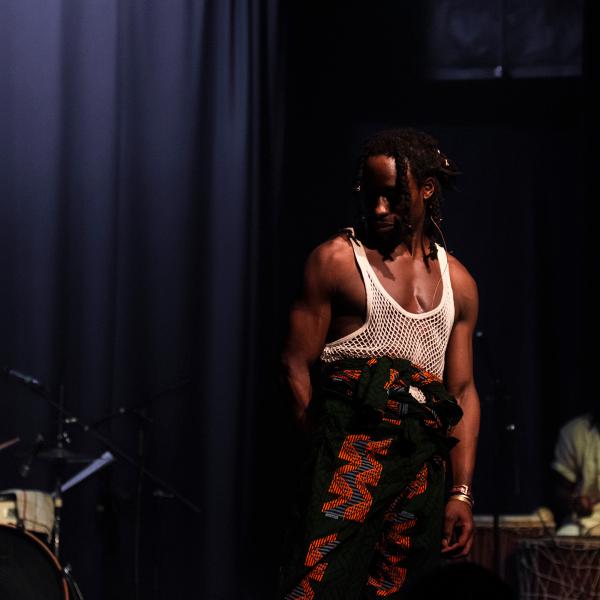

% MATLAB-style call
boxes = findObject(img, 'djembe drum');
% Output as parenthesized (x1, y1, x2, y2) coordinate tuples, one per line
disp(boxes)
(470, 512, 554, 585)
(518, 536, 600, 599)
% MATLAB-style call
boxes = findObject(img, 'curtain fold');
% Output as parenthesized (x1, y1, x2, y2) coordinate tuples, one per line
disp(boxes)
(0, 1, 283, 598)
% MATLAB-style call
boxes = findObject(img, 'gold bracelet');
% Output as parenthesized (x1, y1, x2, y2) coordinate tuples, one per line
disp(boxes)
(450, 484, 472, 496)
(448, 493, 474, 508)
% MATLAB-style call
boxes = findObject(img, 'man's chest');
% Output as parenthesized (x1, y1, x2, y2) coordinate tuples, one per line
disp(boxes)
(335, 253, 445, 316)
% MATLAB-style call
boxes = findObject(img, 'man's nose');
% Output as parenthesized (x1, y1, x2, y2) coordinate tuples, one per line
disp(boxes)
(374, 197, 390, 216)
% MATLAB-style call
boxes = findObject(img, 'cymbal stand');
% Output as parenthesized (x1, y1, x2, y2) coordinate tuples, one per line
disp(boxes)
(46, 385, 85, 599)
(51, 385, 67, 559)
(52, 483, 63, 556)
(53, 385, 90, 600)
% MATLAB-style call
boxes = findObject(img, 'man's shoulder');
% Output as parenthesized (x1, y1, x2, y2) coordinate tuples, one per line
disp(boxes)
(446, 252, 478, 311)
(300, 232, 357, 295)
(447, 252, 476, 286)
(561, 414, 597, 439)
(306, 231, 355, 271)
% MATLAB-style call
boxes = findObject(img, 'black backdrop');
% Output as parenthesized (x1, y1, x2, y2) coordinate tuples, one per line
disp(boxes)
(0, 1, 596, 599)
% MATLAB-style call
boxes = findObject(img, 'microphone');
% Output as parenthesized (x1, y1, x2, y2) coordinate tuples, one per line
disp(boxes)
(20, 433, 45, 478)
(1, 366, 43, 388)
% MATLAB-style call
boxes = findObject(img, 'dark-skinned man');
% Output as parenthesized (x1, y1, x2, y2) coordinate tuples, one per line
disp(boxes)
(279, 128, 480, 599)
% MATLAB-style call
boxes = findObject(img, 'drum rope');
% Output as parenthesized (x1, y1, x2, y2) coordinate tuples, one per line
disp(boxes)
(519, 539, 600, 599)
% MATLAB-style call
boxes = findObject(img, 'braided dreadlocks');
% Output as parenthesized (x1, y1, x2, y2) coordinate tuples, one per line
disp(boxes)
(353, 128, 460, 263)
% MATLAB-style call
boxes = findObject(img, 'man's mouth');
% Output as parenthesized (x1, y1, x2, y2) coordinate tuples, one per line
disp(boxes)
(373, 220, 395, 232)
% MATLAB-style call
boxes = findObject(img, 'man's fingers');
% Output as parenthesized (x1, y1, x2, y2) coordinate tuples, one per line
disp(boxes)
(442, 522, 474, 557)
(462, 534, 474, 556)
(441, 541, 461, 554)
(455, 520, 472, 548)
(441, 514, 456, 548)
(449, 533, 474, 558)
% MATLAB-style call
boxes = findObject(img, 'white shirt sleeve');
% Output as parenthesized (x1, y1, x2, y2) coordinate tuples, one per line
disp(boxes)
(551, 419, 582, 484)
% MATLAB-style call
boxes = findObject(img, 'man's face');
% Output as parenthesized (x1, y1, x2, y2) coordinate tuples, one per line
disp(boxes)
(362, 154, 425, 238)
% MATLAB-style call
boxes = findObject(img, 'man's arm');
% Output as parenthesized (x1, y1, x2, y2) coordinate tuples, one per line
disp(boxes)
(280, 241, 341, 430)
(551, 419, 591, 522)
(550, 469, 587, 525)
(441, 260, 480, 557)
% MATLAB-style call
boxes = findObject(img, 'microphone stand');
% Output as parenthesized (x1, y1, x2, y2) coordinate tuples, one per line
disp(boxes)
(475, 331, 519, 577)
(90, 377, 190, 429)
(133, 407, 146, 600)
(19, 433, 45, 479)
(89, 377, 192, 600)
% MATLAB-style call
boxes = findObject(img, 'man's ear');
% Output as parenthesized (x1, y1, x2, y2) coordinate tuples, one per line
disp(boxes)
(422, 177, 436, 200)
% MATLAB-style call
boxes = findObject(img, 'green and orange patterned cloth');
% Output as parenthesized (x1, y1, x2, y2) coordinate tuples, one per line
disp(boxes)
(279, 356, 463, 599)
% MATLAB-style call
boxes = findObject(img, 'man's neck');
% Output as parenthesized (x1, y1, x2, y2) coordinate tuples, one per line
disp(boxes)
(369, 228, 431, 261)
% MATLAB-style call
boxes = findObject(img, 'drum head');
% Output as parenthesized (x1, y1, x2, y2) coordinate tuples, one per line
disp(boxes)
(0, 525, 68, 600)
(0, 489, 55, 541)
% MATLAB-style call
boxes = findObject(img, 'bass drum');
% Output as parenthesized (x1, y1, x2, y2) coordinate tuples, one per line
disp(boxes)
(0, 525, 69, 600)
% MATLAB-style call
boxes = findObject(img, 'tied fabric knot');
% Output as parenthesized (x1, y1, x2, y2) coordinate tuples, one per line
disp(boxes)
(322, 356, 463, 433)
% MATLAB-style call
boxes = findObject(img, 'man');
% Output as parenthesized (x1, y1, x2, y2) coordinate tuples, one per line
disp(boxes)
(551, 406, 600, 536)
(279, 128, 480, 598)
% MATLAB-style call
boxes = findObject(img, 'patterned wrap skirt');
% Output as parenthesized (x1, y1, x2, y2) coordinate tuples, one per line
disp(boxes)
(278, 356, 464, 599)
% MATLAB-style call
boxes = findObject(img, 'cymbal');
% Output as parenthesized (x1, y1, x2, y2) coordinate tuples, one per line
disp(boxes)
(37, 447, 95, 463)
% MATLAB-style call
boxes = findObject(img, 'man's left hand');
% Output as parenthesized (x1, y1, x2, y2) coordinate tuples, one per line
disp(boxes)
(441, 498, 474, 558)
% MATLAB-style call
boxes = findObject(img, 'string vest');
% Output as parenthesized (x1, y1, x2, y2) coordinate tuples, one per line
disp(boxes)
(320, 235, 455, 381)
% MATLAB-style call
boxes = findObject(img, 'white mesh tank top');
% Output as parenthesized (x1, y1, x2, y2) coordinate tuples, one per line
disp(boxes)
(320, 235, 455, 379)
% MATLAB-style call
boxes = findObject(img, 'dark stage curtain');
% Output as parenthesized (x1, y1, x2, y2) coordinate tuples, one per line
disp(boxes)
(0, 1, 282, 599)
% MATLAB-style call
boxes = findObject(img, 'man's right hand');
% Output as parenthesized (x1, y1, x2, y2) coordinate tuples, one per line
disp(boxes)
(573, 495, 593, 517)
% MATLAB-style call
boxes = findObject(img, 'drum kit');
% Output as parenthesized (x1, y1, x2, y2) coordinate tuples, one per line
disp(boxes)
(0, 434, 110, 600)
(1, 367, 200, 600)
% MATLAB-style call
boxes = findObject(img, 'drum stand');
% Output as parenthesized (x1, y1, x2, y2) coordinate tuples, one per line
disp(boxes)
(63, 564, 85, 600)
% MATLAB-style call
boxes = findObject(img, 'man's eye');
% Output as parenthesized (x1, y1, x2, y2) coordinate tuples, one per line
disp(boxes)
(381, 192, 399, 203)
(366, 190, 394, 199)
